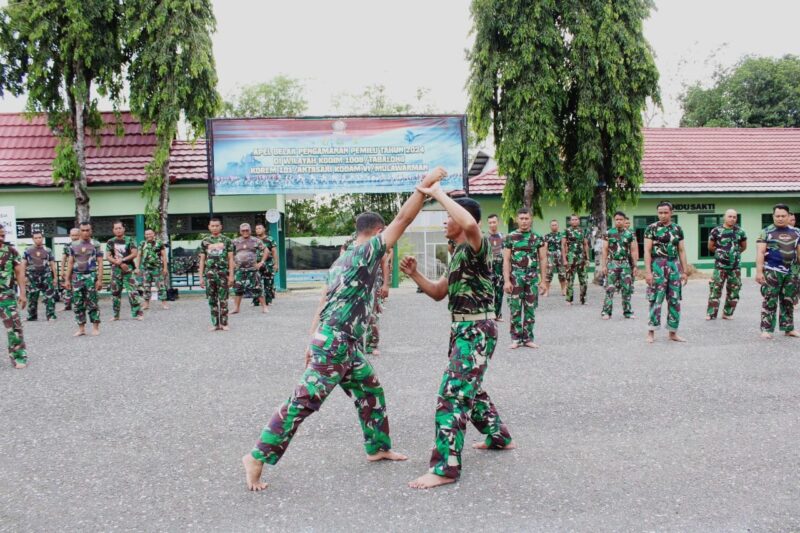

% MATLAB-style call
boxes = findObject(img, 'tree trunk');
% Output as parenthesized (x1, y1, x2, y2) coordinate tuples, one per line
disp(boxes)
(72, 78, 91, 225)
(523, 178, 534, 210)
(158, 157, 170, 244)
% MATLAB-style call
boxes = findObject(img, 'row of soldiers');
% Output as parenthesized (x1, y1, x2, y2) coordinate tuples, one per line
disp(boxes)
(483, 202, 800, 347)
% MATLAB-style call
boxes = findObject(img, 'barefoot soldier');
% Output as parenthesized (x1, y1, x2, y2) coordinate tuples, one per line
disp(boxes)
(486, 214, 505, 320)
(543, 219, 566, 297)
(136, 228, 170, 311)
(22, 231, 57, 321)
(705, 209, 747, 320)
(253, 223, 278, 309)
(644, 202, 688, 343)
(562, 214, 590, 305)
(232, 223, 268, 315)
(105, 221, 143, 321)
(503, 208, 547, 349)
(756, 204, 800, 339)
(600, 211, 638, 319)
(64, 222, 103, 337)
(61, 228, 80, 310)
(197, 217, 234, 331)
(0, 224, 28, 368)
(242, 167, 447, 491)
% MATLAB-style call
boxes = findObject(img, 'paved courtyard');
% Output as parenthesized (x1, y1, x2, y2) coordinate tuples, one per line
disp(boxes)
(2, 279, 799, 532)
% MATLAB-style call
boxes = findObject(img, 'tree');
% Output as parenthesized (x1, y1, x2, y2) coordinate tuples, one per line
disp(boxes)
(126, 0, 221, 242)
(561, 0, 660, 236)
(680, 55, 800, 128)
(0, 0, 126, 223)
(467, 0, 567, 218)
(222, 76, 307, 118)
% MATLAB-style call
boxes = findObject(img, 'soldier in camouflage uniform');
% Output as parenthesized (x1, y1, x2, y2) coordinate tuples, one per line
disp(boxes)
(791, 213, 800, 308)
(562, 214, 590, 305)
(503, 208, 547, 349)
(402, 186, 514, 490)
(232, 223, 268, 314)
(198, 217, 235, 331)
(242, 167, 448, 491)
(706, 209, 747, 320)
(253, 223, 279, 308)
(601, 212, 638, 319)
(61, 228, 80, 310)
(543, 219, 566, 297)
(0, 224, 28, 368)
(64, 222, 104, 336)
(136, 228, 170, 310)
(105, 221, 143, 320)
(487, 214, 505, 320)
(644, 202, 689, 343)
(22, 231, 57, 321)
(756, 204, 800, 339)
(365, 248, 390, 356)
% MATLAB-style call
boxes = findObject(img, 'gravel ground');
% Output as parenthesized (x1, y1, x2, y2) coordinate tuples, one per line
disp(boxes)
(1, 280, 799, 532)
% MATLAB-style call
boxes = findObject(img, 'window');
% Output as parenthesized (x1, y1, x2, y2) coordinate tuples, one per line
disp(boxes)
(699, 214, 742, 258)
(762, 213, 773, 228)
(191, 216, 210, 231)
(633, 216, 657, 260)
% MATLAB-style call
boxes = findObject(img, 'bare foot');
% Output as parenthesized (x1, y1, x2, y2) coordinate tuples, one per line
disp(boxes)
(91, 325, 100, 336)
(601, 314, 610, 320)
(367, 450, 407, 462)
(472, 441, 517, 450)
(565, 301, 573, 306)
(705, 316, 713, 321)
(646, 331, 655, 344)
(785, 330, 800, 337)
(242, 454, 268, 491)
(73, 329, 86, 337)
(523, 341, 539, 349)
(161, 303, 170, 310)
(110, 317, 120, 322)
(14, 361, 27, 369)
(136, 315, 144, 321)
(668, 332, 687, 342)
(261, 307, 268, 314)
(221, 325, 230, 331)
(263, 306, 270, 313)
(142, 305, 150, 311)
(370, 349, 381, 356)
(509, 342, 520, 350)
(722, 315, 733, 320)
(408, 473, 456, 490)
(208, 325, 218, 332)
(495, 317, 504, 322)
(231, 308, 240, 315)
(760, 332, 773, 340)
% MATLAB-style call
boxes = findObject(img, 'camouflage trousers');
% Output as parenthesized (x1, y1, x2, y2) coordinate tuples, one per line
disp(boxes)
(252, 324, 391, 464)
(565, 259, 587, 304)
(204, 269, 230, 327)
(71, 272, 100, 325)
(545, 251, 566, 284)
(490, 258, 504, 318)
(141, 267, 168, 302)
(793, 263, 800, 306)
(706, 268, 742, 319)
(110, 267, 143, 319)
(760, 269, 797, 333)
(602, 261, 633, 318)
(26, 270, 56, 320)
(365, 295, 383, 354)
(233, 268, 263, 297)
(648, 258, 682, 332)
(429, 319, 512, 479)
(61, 282, 72, 310)
(1, 299, 27, 365)
(255, 266, 276, 305)
(508, 269, 538, 342)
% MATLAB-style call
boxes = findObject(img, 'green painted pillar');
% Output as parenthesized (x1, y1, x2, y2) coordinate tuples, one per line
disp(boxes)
(391, 243, 399, 289)
(270, 212, 287, 292)
(134, 214, 145, 243)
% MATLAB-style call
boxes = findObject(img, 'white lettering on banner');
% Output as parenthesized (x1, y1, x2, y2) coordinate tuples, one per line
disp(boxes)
(0, 206, 17, 245)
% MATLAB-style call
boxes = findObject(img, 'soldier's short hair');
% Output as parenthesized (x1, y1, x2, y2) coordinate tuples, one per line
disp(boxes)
(145, 227, 155, 233)
(570, 213, 579, 219)
(657, 201, 673, 211)
(773, 203, 790, 214)
(32, 231, 43, 237)
(112, 220, 124, 228)
(209, 216, 222, 225)
(487, 213, 499, 220)
(550, 219, 558, 224)
(79, 221, 92, 228)
(516, 208, 531, 216)
(614, 211, 626, 218)
(456, 197, 482, 223)
(355, 212, 385, 233)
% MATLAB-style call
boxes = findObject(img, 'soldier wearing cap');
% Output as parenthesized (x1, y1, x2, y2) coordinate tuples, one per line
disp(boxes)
(232, 223, 268, 314)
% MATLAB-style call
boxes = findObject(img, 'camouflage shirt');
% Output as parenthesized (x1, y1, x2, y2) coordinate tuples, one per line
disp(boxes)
(197, 235, 234, 273)
(448, 237, 494, 315)
(106, 236, 138, 268)
(758, 225, 800, 274)
(319, 234, 386, 339)
(259, 235, 277, 267)
(644, 222, 684, 260)
(564, 227, 588, 261)
(606, 228, 635, 262)
(23, 245, 54, 273)
(139, 239, 166, 270)
(232, 236, 265, 271)
(0, 244, 22, 298)
(504, 230, 545, 271)
(487, 232, 505, 259)
(544, 231, 564, 254)
(66, 239, 102, 273)
(709, 225, 747, 270)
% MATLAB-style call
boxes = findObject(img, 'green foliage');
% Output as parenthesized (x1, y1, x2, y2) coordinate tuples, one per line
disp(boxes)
(52, 137, 81, 190)
(222, 76, 307, 118)
(680, 55, 800, 128)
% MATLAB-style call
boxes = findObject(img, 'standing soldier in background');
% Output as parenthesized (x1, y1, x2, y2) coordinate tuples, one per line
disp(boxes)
(644, 202, 688, 343)
(0, 224, 28, 368)
(61, 228, 80, 311)
(136, 228, 170, 311)
(253, 223, 279, 309)
(503, 208, 547, 349)
(791, 213, 800, 309)
(64, 222, 103, 337)
(756, 204, 800, 339)
(232, 223, 268, 315)
(543, 219, 566, 297)
(198, 217, 234, 331)
(105, 221, 143, 321)
(486, 214, 505, 321)
(600, 212, 638, 320)
(593, 226, 606, 286)
(562, 214, 590, 305)
(625, 217, 638, 295)
(705, 209, 747, 320)
(22, 231, 57, 321)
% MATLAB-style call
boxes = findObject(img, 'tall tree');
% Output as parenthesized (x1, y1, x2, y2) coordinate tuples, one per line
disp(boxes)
(0, 0, 126, 223)
(680, 55, 800, 128)
(126, 0, 221, 242)
(222, 76, 307, 118)
(562, 0, 660, 235)
(467, 0, 566, 217)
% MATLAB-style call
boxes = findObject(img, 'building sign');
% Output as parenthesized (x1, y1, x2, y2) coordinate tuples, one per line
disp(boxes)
(670, 202, 715, 214)
(208, 116, 467, 195)
(0, 206, 17, 245)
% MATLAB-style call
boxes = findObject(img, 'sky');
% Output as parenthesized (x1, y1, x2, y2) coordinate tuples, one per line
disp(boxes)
(1, 0, 799, 127)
